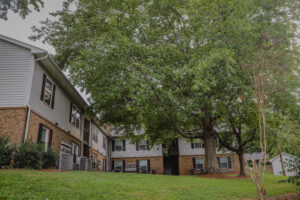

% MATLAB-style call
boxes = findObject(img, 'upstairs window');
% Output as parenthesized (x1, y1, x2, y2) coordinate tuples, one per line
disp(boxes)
(191, 139, 205, 149)
(112, 139, 125, 151)
(103, 137, 107, 149)
(70, 103, 81, 128)
(136, 140, 149, 151)
(92, 129, 98, 143)
(115, 140, 123, 151)
(40, 74, 56, 108)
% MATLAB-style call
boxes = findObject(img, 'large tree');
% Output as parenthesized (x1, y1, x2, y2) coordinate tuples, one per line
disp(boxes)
(0, 0, 44, 20)
(31, 0, 299, 174)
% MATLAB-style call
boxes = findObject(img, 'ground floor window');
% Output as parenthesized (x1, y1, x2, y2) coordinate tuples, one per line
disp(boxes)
(98, 160, 101, 170)
(92, 153, 97, 169)
(37, 124, 52, 152)
(219, 156, 229, 168)
(195, 158, 204, 169)
(139, 160, 148, 173)
(70, 141, 79, 163)
(114, 160, 123, 171)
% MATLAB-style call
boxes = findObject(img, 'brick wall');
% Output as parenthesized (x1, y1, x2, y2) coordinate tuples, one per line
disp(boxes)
(92, 149, 107, 171)
(0, 107, 27, 145)
(179, 153, 240, 175)
(112, 156, 164, 175)
(27, 110, 81, 154)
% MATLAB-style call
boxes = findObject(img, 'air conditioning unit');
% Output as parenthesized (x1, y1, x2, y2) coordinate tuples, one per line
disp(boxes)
(78, 156, 89, 171)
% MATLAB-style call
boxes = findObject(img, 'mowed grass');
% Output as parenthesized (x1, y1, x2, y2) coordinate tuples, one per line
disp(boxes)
(0, 170, 296, 200)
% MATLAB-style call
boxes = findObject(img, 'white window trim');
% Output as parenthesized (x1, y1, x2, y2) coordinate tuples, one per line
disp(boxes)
(114, 140, 123, 151)
(71, 105, 81, 128)
(70, 142, 79, 163)
(138, 140, 147, 151)
(195, 158, 204, 170)
(43, 76, 54, 107)
(139, 160, 148, 172)
(114, 160, 123, 171)
(192, 139, 203, 149)
(41, 126, 50, 152)
(220, 156, 229, 168)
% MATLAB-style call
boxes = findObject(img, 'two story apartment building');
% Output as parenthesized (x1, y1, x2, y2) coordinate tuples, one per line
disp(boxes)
(109, 136, 240, 175)
(0, 34, 109, 171)
(0, 35, 239, 175)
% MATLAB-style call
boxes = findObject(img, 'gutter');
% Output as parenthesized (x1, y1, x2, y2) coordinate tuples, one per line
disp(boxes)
(23, 54, 48, 142)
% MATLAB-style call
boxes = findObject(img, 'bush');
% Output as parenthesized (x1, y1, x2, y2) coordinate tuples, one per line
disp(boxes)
(42, 148, 59, 169)
(0, 135, 14, 167)
(286, 155, 300, 192)
(14, 141, 43, 169)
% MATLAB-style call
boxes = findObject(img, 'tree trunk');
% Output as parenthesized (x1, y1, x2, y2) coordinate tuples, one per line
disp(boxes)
(237, 150, 246, 176)
(277, 143, 286, 176)
(204, 134, 220, 174)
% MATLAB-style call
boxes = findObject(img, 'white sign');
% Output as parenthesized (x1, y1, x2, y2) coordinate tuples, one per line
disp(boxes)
(59, 141, 73, 170)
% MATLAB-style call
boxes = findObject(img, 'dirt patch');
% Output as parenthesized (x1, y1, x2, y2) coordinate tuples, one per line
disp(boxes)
(245, 193, 299, 200)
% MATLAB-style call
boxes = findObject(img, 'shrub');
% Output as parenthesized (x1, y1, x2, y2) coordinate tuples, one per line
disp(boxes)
(0, 135, 14, 168)
(286, 155, 300, 192)
(42, 148, 59, 169)
(14, 141, 43, 169)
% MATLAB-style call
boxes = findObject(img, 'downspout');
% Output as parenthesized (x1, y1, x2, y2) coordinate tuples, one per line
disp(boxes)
(23, 53, 48, 142)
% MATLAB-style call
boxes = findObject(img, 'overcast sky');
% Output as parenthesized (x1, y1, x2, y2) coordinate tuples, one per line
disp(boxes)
(0, 0, 63, 54)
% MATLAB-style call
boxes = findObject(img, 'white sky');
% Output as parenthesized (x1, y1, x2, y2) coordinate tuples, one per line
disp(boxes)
(0, 0, 63, 54)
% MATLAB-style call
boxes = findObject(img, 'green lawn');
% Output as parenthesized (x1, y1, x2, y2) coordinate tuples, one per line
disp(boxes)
(0, 170, 296, 200)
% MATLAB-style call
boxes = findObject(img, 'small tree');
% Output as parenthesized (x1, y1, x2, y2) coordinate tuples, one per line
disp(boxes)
(0, 135, 14, 168)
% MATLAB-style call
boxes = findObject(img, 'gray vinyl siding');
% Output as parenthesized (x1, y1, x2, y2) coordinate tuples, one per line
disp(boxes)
(91, 123, 107, 157)
(29, 62, 81, 140)
(0, 39, 33, 107)
(178, 138, 205, 156)
(111, 139, 162, 158)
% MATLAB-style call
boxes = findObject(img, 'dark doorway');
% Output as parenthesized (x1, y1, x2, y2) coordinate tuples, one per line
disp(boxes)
(83, 144, 90, 158)
(163, 139, 179, 175)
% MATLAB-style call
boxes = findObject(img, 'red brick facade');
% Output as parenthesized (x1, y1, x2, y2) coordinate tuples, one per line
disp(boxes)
(92, 149, 107, 171)
(112, 156, 164, 175)
(0, 107, 27, 145)
(179, 154, 240, 175)
(26, 110, 81, 153)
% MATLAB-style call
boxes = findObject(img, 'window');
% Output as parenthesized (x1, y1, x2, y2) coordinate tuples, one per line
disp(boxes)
(103, 137, 107, 149)
(191, 139, 204, 149)
(98, 160, 102, 170)
(219, 157, 228, 168)
(70, 142, 79, 163)
(139, 160, 147, 173)
(40, 74, 56, 108)
(92, 129, 98, 143)
(138, 140, 147, 151)
(37, 124, 52, 152)
(195, 158, 204, 169)
(114, 160, 123, 171)
(114, 140, 123, 151)
(70, 104, 81, 128)
(92, 153, 97, 169)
